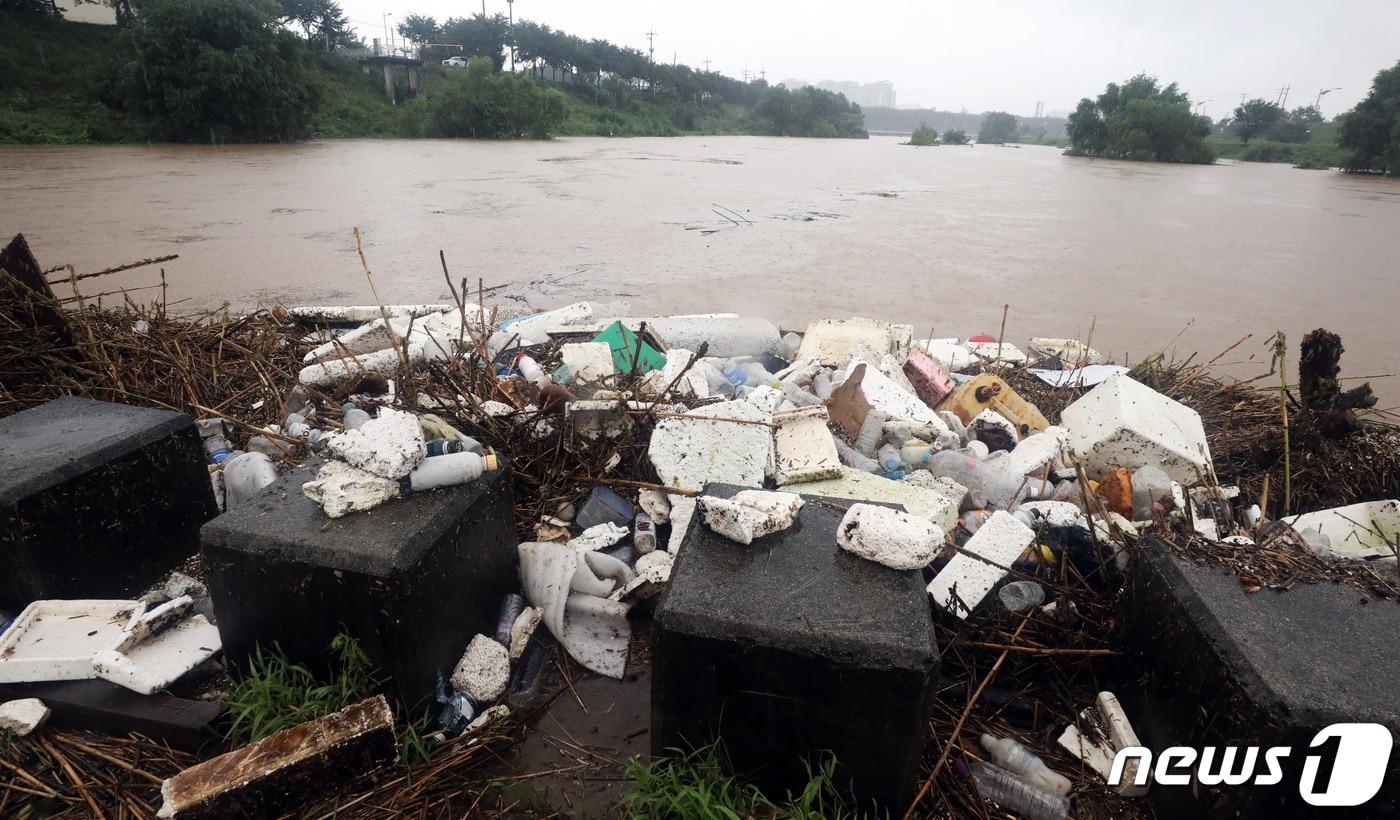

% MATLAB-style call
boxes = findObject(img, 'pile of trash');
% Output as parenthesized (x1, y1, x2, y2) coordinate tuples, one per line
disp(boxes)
(5, 269, 1400, 818)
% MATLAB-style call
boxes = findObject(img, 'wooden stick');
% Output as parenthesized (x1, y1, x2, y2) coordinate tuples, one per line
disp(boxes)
(579, 477, 700, 497)
(41, 738, 106, 820)
(996, 303, 1009, 363)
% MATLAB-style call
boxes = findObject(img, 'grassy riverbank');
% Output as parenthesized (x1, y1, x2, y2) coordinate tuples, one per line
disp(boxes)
(0, 14, 861, 143)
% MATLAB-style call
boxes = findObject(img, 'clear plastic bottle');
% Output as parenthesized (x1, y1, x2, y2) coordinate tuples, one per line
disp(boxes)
(812, 371, 834, 400)
(780, 380, 822, 407)
(900, 441, 935, 467)
(516, 354, 547, 385)
(633, 512, 658, 554)
(404, 451, 498, 492)
(928, 450, 1025, 510)
(342, 402, 371, 431)
(853, 409, 888, 456)
(980, 734, 1072, 795)
(722, 361, 748, 388)
(834, 438, 880, 473)
(970, 762, 1068, 820)
(877, 444, 902, 473)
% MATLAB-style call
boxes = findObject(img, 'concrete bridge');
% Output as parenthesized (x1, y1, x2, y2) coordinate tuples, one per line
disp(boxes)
(344, 41, 423, 104)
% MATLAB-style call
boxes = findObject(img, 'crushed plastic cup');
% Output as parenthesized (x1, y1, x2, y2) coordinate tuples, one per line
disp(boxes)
(998, 580, 1046, 612)
(576, 486, 636, 529)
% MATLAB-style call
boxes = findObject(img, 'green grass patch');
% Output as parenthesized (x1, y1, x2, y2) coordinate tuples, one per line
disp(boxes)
(224, 632, 379, 745)
(1209, 138, 1348, 169)
(618, 739, 867, 820)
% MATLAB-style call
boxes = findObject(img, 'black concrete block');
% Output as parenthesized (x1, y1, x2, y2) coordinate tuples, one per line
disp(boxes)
(1124, 536, 1400, 815)
(201, 459, 517, 712)
(0, 397, 217, 610)
(653, 484, 939, 810)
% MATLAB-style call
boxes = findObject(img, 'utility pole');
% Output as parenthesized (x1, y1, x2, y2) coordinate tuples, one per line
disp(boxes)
(645, 28, 657, 63)
(759, 68, 766, 82)
(382, 12, 392, 56)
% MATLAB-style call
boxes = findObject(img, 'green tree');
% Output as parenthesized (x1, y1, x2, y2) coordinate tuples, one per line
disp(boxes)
(115, 0, 320, 142)
(942, 128, 968, 145)
(1066, 74, 1213, 163)
(1, 0, 62, 16)
(751, 85, 866, 138)
(908, 123, 938, 145)
(396, 13, 440, 45)
(1339, 60, 1400, 175)
(1268, 105, 1322, 143)
(277, 0, 355, 50)
(440, 14, 509, 71)
(414, 56, 565, 138)
(978, 110, 1017, 143)
(1232, 98, 1283, 143)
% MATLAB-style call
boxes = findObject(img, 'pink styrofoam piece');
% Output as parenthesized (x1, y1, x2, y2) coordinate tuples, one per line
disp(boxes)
(903, 346, 955, 408)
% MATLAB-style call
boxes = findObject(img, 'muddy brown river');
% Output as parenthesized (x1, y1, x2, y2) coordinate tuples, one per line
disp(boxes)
(2, 136, 1396, 404)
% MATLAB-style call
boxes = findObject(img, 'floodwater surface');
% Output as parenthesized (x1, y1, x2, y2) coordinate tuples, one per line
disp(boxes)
(2, 136, 1396, 401)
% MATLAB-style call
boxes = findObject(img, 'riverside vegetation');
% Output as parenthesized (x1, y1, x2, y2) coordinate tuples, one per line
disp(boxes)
(0, 1, 867, 143)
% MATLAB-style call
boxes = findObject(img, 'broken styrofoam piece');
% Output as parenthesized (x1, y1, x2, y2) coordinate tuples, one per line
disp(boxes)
(1028, 337, 1105, 366)
(918, 339, 977, 373)
(501, 301, 631, 344)
(966, 340, 1028, 365)
(0, 600, 144, 684)
(639, 489, 672, 524)
(158, 696, 394, 819)
(302, 316, 414, 363)
(797, 317, 895, 367)
(518, 541, 632, 679)
(746, 384, 785, 415)
(1018, 501, 1084, 528)
(837, 359, 949, 431)
(698, 490, 804, 544)
(451, 635, 511, 703)
(772, 406, 843, 485)
(1097, 692, 1149, 796)
(569, 522, 630, 552)
(298, 341, 428, 388)
(302, 461, 401, 518)
(627, 316, 782, 359)
(561, 342, 617, 385)
(287, 305, 452, 323)
(649, 399, 773, 492)
(969, 408, 1019, 449)
(650, 348, 710, 398)
(508, 607, 543, 660)
(0, 698, 50, 736)
(904, 345, 956, 408)
(322, 408, 426, 480)
(118, 596, 194, 651)
(1060, 373, 1212, 484)
(1283, 500, 1400, 561)
(798, 467, 959, 533)
(997, 426, 1070, 478)
(1057, 723, 1117, 783)
(836, 504, 944, 570)
(928, 511, 1035, 619)
(94, 614, 222, 696)
(612, 550, 675, 601)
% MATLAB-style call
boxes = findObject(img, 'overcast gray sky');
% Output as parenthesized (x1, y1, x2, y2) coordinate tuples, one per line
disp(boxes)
(339, 0, 1399, 119)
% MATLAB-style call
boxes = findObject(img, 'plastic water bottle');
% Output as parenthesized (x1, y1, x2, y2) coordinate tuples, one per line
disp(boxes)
(404, 451, 498, 493)
(970, 762, 1068, 820)
(901, 441, 935, 467)
(633, 512, 658, 554)
(223, 452, 278, 509)
(877, 444, 902, 473)
(494, 594, 525, 646)
(853, 410, 887, 456)
(980, 734, 1072, 794)
(780, 380, 822, 407)
(928, 450, 1025, 510)
(196, 418, 234, 464)
(834, 438, 879, 473)
(516, 354, 548, 386)
(997, 581, 1046, 613)
(342, 402, 371, 431)
(812, 371, 834, 400)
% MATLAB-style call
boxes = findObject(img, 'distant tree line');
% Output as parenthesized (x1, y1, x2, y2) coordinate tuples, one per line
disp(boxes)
(1338, 60, 1400, 175)
(1222, 99, 1323, 143)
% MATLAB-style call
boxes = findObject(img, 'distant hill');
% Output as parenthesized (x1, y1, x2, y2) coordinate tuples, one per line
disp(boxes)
(862, 106, 1067, 140)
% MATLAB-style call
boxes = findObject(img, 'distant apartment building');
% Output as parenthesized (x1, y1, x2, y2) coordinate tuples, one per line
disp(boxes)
(780, 78, 896, 108)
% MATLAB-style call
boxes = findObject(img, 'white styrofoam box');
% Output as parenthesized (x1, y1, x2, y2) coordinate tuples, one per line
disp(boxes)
(917, 339, 977, 373)
(560, 342, 616, 385)
(839, 360, 950, 431)
(0, 600, 144, 684)
(93, 614, 222, 696)
(772, 406, 842, 485)
(797, 318, 894, 367)
(1284, 500, 1400, 560)
(1060, 373, 1212, 484)
(927, 510, 1034, 619)
(997, 426, 1071, 477)
(836, 504, 944, 570)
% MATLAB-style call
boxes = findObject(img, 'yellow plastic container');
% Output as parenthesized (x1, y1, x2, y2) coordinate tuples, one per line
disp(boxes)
(937, 373, 1049, 438)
